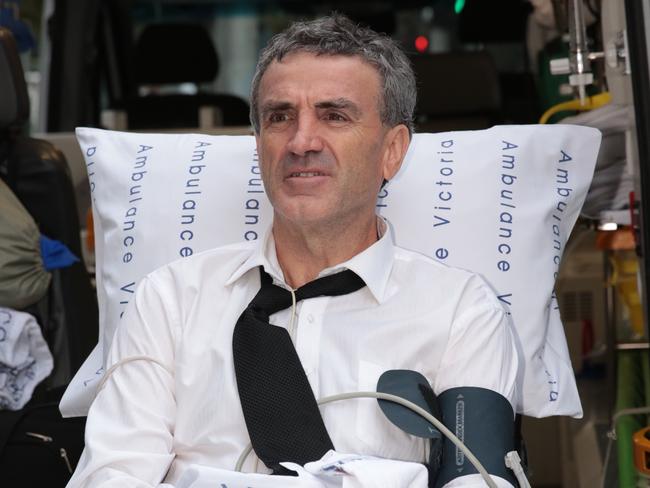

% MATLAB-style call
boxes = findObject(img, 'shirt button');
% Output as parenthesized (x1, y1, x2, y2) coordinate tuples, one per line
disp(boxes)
(307, 314, 315, 323)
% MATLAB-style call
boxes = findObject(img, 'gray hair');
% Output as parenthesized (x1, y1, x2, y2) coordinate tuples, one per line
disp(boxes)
(250, 14, 416, 136)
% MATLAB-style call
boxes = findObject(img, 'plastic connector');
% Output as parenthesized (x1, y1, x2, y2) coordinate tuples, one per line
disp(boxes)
(505, 451, 531, 488)
(550, 57, 571, 75)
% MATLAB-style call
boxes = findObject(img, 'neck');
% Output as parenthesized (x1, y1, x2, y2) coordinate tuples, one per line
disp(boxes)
(272, 214, 378, 288)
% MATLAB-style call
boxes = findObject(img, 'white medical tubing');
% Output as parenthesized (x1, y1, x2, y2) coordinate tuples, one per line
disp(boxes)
(96, 355, 173, 391)
(288, 288, 297, 341)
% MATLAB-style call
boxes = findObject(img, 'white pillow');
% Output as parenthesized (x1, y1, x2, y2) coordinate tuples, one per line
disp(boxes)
(61, 125, 601, 418)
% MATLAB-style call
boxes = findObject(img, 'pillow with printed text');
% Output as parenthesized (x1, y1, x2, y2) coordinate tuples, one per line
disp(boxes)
(61, 125, 601, 419)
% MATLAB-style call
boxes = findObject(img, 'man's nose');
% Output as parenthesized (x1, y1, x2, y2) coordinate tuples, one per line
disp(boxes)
(286, 113, 324, 156)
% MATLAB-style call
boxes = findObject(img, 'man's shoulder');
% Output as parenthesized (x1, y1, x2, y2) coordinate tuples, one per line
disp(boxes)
(392, 244, 469, 278)
(145, 240, 257, 288)
(391, 244, 503, 309)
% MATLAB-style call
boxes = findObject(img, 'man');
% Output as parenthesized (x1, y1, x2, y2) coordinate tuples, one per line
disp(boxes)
(68, 14, 519, 488)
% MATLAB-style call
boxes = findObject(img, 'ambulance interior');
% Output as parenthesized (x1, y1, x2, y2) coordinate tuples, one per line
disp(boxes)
(1, 0, 650, 486)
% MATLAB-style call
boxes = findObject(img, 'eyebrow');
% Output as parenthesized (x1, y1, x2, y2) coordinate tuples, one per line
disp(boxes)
(260, 98, 362, 118)
(315, 98, 361, 118)
(260, 101, 294, 117)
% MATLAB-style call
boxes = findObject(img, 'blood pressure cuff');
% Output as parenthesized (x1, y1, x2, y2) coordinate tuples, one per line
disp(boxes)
(433, 387, 517, 487)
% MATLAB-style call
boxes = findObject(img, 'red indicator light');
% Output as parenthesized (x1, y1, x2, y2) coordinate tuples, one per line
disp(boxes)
(415, 35, 429, 53)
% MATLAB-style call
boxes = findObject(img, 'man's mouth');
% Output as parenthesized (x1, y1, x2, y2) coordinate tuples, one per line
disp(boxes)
(289, 171, 326, 177)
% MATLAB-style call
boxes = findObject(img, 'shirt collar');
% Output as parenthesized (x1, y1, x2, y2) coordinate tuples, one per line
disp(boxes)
(225, 225, 285, 287)
(225, 217, 395, 304)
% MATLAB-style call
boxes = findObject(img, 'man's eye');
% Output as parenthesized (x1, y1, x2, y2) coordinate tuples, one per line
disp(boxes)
(269, 113, 289, 123)
(325, 112, 347, 122)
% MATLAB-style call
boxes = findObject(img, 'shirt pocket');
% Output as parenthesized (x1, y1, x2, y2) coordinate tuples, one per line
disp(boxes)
(355, 359, 427, 463)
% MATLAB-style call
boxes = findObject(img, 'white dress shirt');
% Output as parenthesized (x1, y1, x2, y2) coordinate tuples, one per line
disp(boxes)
(67, 220, 519, 488)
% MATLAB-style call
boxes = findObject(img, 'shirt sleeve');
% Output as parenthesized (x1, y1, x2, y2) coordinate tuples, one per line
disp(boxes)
(434, 273, 521, 488)
(434, 273, 519, 410)
(66, 272, 179, 488)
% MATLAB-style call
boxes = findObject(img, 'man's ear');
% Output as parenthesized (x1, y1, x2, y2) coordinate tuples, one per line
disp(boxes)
(381, 124, 410, 182)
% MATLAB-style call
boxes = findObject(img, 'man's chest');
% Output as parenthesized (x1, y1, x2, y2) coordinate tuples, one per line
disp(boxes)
(168, 286, 452, 472)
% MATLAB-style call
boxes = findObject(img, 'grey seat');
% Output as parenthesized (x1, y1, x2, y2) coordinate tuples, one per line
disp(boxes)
(410, 51, 503, 133)
(125, 22, 251, 130)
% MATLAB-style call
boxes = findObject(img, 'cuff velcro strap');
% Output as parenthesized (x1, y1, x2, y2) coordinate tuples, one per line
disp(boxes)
(433, 387, 516, 487)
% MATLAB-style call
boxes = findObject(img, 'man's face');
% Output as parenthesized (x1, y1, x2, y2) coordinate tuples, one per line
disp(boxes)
(255, 51, 407, 230)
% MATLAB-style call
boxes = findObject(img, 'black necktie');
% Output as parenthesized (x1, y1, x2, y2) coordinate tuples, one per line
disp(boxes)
(233, 266, 366, 474)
